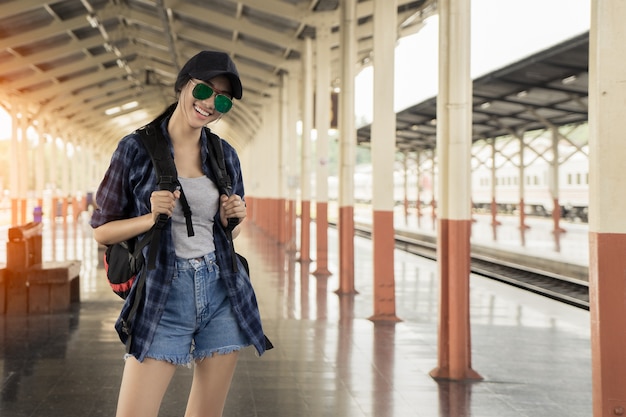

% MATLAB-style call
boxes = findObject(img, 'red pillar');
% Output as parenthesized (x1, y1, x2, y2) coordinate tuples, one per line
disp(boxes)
(589, 233, 626, 416)
(430, 219, 481, 381)
(299, 200, 311, 262)
(286, 198, 296, 251)
(588, 2, 626, 413)
(429, 0, 481, 382)
(313, 201, 330, 276)
(276, 198, 284, 243)
(11, 198, 19, 226)
(336, 206, 355, 294)
(370, 210, 398, 321)
(552, 197, 565, 233)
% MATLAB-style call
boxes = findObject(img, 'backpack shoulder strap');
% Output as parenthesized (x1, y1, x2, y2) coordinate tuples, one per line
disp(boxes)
(136, 103, 180, 196)
(138, 124, 195, 237)
(134, 106, 195, 269)
(137, 125, 177, 193)
(204, 129, 240, 271)
(205, 129, 232, 196)
(205, 129, 239, 232)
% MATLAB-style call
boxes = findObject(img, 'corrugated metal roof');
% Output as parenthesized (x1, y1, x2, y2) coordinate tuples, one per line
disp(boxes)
(357, 31, 589, 152)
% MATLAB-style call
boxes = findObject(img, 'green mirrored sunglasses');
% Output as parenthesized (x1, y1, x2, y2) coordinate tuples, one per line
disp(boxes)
(190, 80, 233, 114)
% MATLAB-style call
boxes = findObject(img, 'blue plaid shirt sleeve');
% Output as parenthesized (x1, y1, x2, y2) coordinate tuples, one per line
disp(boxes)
(90, 135, 153, 228)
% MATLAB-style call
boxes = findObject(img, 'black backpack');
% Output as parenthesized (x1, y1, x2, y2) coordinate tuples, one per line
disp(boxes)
(103, 103, 239, 299)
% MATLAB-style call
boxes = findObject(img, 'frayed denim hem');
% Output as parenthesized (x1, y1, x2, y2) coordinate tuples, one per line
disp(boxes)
(193, 344, 247, 362)
(140, 353, 194, 368)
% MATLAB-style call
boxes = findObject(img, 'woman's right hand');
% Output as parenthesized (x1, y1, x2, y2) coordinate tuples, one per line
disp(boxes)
(150, 189, 181, 224)
(93, 189, 181, 246)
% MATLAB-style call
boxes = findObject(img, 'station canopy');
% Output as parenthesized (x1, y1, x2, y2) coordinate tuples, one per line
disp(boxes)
(357, 31, 589, 153)
(0, 0, 433, 152)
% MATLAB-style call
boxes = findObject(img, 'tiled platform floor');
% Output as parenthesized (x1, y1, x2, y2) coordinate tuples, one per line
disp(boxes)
(0, 214, 592, 416)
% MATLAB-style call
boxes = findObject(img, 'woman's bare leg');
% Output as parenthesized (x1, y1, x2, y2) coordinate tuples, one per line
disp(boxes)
(115, 357, 177, 417)
(184, 352, 239, 417)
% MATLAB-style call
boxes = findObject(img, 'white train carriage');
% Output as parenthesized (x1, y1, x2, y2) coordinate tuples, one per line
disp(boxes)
(472, 153, 588, 221)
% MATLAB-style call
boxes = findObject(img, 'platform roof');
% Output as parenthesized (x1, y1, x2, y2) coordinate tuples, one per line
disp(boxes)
(357, 31, 589, 153)
(0, 0, 433, 151)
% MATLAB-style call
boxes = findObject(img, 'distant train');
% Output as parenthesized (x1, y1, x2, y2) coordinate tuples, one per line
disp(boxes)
(471, 152, 588, 222)
(327, 151, 589, 223)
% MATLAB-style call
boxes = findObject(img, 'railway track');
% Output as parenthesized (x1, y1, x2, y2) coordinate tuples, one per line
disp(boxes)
(353, 224, 590, 310)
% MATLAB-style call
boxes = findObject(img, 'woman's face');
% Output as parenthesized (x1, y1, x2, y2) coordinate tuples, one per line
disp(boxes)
(181, 74, 232, 128)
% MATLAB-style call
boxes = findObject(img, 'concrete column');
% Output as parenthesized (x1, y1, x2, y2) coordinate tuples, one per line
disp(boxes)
(403, 152, 409, 224)
(430, 150, 436, 229)
(518, 133, 527, 234)
(369, 0, 398, 321)
(272, 99, 280, 236)
(300, 36, 314, 263)
(588, 1, 626, 415)
(550, 128, 564, 236)
(19, 114, 30, 224)
(34, 126, 45, 208)
(337, 0, 357, 294)
(286, 66, 301, 251)
(61, 138, 70, 226)
(416, 151, 423, 227)
(263, 99, 281, 238)
(429, 0, 482, 382)
(313, 24, 332, 277)
(49, 131, 58, 225)
(238, 123, 253, 219)
(278, 72, 288, 243)
(489, 138, 498, 229)
(10, 112, 20, 226)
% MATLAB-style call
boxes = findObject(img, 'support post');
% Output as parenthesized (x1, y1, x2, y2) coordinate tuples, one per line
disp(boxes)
(588, 1, 626, 415)
(369, 0, 399, 322)
(430, 0, 482, 382)
(336, 0, 357, 294)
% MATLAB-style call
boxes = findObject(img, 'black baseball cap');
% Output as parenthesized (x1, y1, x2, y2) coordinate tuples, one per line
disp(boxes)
(177, 51, 243, 99)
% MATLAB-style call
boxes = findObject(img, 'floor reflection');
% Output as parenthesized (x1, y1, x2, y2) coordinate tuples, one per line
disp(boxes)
(437, 380, 474, 417)
(0, 310, 79, 403)
(0, 216, 592, 417)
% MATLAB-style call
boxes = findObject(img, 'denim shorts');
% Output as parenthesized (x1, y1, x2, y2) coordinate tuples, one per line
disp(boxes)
(145, 252, 249, 365)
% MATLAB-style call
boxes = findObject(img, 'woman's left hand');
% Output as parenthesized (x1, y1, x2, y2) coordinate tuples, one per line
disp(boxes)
(220, 194, 246, 228)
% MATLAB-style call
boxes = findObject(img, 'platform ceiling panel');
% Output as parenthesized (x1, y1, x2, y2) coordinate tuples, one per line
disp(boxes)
(0, 0, 434, 152)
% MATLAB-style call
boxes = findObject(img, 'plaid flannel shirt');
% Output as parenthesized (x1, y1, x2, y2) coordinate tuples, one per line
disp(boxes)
(90, 115, 269, 361)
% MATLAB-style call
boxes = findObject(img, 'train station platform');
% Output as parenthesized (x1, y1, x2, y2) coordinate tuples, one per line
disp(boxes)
(0, 212, 591, 417)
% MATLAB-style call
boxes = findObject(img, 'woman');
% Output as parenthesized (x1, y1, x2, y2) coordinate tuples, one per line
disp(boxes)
(90, 51, 270, 417)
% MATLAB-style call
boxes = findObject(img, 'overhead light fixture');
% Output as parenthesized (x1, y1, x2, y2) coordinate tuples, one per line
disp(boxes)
(562, 75, 577, 84)
(517, 90, 528, 98)
(480, 102, 491, 109)
(87, 14, 99, 28)
(105, 106, 121, 115)
(121, 101, 138, 111)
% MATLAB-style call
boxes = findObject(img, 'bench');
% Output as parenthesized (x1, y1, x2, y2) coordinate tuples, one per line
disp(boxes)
(0, 268, 4, 313)
(27, 261, 81, 313)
